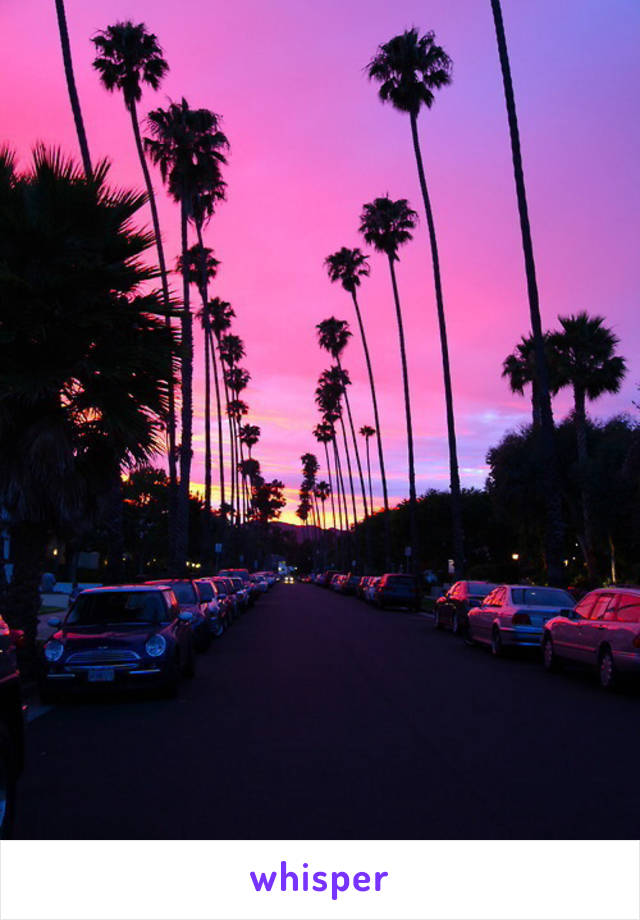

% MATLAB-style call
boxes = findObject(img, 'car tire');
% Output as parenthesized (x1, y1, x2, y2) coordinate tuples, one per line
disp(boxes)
(542, 634, 561, 673)
(0, 726, 16, 839)
(598, 646, 616, 691)
(491, 627, 504, 658)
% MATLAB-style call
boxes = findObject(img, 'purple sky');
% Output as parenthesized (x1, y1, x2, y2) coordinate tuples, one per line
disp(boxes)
(3, 0, 639, 521)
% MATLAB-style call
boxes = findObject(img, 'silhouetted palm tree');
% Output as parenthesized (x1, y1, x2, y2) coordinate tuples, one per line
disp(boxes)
(367, 28, 464, 576)
(220, 333, 246, 524)
(55, 0, 92, 179)
(552, 311, 626, 578)
(91, 21, 178, 526)
(502, 332, 559, 427)
(490, 0, 565, 584)
(313, 421, 338, 530)
(359, 425, 376, 512)
(209, 297, 235, 513)
(315, 382, 349, 534)
(144, 99, 228, 568)
(315, 481, 330, 530)
(318, 367, 358, 532)
(359, 194, 418, 568)
(316, 317, 368, 519)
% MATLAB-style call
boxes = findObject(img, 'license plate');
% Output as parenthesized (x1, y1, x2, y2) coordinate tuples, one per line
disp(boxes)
(88, 668, 115, 682)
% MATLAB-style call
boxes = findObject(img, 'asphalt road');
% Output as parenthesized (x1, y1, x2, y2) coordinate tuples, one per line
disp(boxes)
(15, 583, 640, 839)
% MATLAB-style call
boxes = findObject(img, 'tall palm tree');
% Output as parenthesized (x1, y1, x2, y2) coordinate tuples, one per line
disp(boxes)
(179, 243, 220, 523)
(313, 421, 338, 530)
(318, 367, 358, 531)
(316, 317, 368, 519)
(91, 21, 177, 527)
(226, 366, 251, 522)
(359, 195, 418, 569)
(220, 333, 246, 524)
(315, 481, 330, 530)
(239, 424, 260, 457)
(552, 311, 626, 578)
(359, 425, 376, 512)
(209, 297, 235, 514)
(489, 0, 565, 585)
(54, 0, 92, 180)
(144, 99, 228, 570)
(502, 332, 559, 427)
(367, 28, 464, 577)
(325, 248, 389, 515)
(315, 383, 349, 533)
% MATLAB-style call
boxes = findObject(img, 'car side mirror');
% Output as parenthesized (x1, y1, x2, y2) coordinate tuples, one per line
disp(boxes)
(178, 611, 194, 623)
(48, 617, 62, 628)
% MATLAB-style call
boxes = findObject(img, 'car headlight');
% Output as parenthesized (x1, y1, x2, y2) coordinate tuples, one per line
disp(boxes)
(145, 634, 167, 658)
(44, 639, 64, 662)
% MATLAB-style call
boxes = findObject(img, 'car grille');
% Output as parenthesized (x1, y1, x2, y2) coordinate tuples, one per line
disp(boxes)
(66, 649, 140, 665)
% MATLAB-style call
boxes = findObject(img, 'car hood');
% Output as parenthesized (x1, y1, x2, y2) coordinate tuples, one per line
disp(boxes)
(55, 626, 156, 647)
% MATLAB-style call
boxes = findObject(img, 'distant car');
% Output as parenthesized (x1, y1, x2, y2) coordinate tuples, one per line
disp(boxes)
(284, 575, 294, 585)
(249, 574, 268, 594)
(146, 579, 211, 651)
(365, 577, 380, 603)
(468, 584, 575, 656)
(374, 574, 421, 611)
(329, 574, 344, 591)
(356, 576, 372, 600)
(0, 615, 24, 838)
(193, 578, 224, 637)
(229, 576, 250, 610)
(341, 574, 362, 596)
(543, 587, 640, 690)
(210, 577, 236, 627)
(434, 581, 498, 635)
(39, 585, 196, 699)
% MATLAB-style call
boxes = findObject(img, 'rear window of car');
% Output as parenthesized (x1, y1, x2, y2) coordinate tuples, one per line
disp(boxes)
(196, 581, 214, 602)
(68, 591, 165, 626)
(510, 587, 574, 607)
(468, 582, 496, 598)
(615, 594, 640, 623)
(168, 582, 197, 605)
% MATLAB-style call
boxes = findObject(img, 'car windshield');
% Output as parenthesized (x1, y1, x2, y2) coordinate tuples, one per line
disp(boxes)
(468, 582, 496, 597)
(510, 587, 574, 607)
(168, 582, 197, 605)
(67, 591, 165, 626)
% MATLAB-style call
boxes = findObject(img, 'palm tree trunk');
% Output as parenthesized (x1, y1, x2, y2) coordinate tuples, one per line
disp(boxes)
(54, 0, 92, 181)
(175, 198, 192, 572)
(333, 436, 348, 532)
(351, 290, 391, 564)
(410, 112, 463, 578)
(573, 386, 597, 580)
(365, 435, 373, 511)
(194, 222, 213, 525)
(208, 327, 225, 515)
(490, 0, 565, 585)
(339, 414, 358, 529)
(387, 255, 418, 573)
(336, 357, 368, 518)
(323, 442, 337, 530)
(129, 101, 178, 557)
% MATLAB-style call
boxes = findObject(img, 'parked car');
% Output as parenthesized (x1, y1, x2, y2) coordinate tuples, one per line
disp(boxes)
(374, 574, 422, 611)
(434, 581, 498, 635)
(356, 576, 372, 600)
(341, 573, 362, 596)
(0, 615, 24, 838)
(249, 574, 269, 594)
(146, 579, 211, 651)
(210, 577, 236, 627)
(543, 587, 640, 689)
(229, 576, 250, 610)
(193, 578, 224, 637)
(330, 574, 346, 591)
(468, 584, 575, 656)
(365, 577, 381, 603)
(39, 585, 196, 699)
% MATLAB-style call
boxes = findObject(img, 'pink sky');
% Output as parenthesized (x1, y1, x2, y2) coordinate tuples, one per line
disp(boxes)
(3, 0, 639, 523)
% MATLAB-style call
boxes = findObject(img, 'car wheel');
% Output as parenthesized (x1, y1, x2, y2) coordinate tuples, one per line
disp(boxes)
(598, 647, 616, 690)
(542, 634, 561, 673)
(491, 627, 504, 658)
(0, 727, 16, 839)
(434, 609, 442, 630)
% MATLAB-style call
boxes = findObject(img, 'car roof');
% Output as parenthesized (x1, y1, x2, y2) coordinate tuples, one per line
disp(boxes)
(589, 586, 640, 595)
(80, 585, 168, 595)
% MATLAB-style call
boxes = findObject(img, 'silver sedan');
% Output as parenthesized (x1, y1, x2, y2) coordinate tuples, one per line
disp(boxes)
(468, 584, 575, 656)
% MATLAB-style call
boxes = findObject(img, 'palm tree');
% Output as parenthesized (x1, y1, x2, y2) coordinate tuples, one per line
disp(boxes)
(144, 99, 228, 570)
(489, 0, 565, 585)
(318, 367, 358, 532)
(359, 195, 418, 569)
(315, 382, 349, 534)
(220, 333, 245, 523)
(0, 147, 175, 654)
(91, 21, 178, 527)
(313, 421, 338, 530)
(502, 332, 560, 427)
(359, 425, 376, 511)
(239, 424, 260, 457)
(54, 0, 92, 179)
(226, 366, 251, 522)
(315, 481, 331, 530)
(209, 297, 235, 513)
(316, 317, 368, 521)
(367, 28, 464, 577)
(552, 311, 626, 578)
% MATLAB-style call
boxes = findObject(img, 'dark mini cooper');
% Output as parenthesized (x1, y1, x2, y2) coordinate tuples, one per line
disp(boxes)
(39, 585, 196, 700)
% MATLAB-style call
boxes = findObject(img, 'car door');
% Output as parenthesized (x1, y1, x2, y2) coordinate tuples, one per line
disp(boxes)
(574, 592, 614, 663)
(552, 593, 594, 660)
(471, 588, 499, 643)
(436, 584, 457, 627)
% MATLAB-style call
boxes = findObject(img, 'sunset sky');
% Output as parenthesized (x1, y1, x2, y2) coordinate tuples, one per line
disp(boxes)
(3, 0, 638, 523)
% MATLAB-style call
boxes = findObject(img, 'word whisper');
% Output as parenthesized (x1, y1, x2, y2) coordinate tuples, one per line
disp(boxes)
(250, 861, 389, 901)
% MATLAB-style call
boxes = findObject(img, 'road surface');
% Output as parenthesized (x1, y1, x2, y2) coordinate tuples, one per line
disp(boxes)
(15, 583, 640, 838)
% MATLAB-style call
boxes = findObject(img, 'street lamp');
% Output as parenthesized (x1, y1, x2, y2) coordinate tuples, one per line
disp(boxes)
(511, 553, 519, 562)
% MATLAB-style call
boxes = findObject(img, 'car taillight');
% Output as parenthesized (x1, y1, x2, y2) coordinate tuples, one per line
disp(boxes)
(512, 612, 531, 625)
